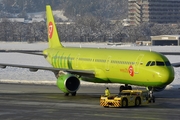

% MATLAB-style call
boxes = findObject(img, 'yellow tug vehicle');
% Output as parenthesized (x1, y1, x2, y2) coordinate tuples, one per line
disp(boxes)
(100, 90, 151, 108)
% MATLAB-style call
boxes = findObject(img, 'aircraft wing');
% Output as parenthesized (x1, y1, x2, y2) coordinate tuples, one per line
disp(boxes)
(0, 50, 42, 52)
(0, 50, 94, 77)
(0, 63, 95, 77)
(171, 62, 180, 67)
(0, 50, 44, 56)
(159, 52, 180, 67)
(159, 52, 180, 55)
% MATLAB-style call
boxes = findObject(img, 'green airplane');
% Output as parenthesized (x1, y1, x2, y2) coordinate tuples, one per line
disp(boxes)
(0, 5, 179, 97)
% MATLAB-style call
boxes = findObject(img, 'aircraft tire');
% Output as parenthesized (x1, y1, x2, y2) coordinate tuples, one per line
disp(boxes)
(127, 86, 132, 90)
(119, 86, 125, 92)
(64, 93, 69, 96)
(71, 92, 76, 96)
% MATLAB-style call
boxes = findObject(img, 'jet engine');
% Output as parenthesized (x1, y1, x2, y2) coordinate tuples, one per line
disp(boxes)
(56, 74, 80, 93)
(147, 86, 166, 92)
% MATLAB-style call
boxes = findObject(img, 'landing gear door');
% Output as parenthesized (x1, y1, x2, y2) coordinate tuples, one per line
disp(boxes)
(134, 54, 144, 74)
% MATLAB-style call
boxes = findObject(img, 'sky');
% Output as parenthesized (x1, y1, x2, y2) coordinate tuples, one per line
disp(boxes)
(0, 42, 180, 89)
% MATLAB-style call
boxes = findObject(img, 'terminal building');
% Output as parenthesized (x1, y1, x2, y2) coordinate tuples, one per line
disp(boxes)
(128, 0, 180, 26)
(151, 35, 180, 46)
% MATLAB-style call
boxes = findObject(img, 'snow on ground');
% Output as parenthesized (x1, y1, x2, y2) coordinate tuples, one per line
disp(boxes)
(0, 42, 180, 89)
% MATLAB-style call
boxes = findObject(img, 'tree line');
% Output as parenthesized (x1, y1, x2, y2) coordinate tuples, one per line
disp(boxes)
(1, 17, 180, 43)
(0, 19, 46, 43)
(0, 0, 128, 20)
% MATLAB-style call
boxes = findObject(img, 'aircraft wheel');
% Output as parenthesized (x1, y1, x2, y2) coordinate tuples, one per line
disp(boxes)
(119, 86, 125, 92)
(64, 93, 69, 96)
(127, 86, 132, 90)
(71, 92, 76, 96)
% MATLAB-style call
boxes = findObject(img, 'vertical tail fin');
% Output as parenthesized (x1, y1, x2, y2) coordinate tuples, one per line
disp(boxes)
(46, 5, 63, 48)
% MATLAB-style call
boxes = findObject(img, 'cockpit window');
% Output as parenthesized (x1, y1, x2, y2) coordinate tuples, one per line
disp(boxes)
(150, 61, 155, 66)
(165, 61, 171, 66)
(146, 61, 151, 66)
(156, 61, 165, 66)
(146, 61, 167, 66)
(146, 61, 155, 66)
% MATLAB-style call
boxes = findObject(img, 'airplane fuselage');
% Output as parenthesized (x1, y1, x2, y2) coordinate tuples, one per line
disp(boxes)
(44, 47, 174, 87)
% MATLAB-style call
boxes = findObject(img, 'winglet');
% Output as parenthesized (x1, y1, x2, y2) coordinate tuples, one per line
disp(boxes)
(46, 5, 63, 48)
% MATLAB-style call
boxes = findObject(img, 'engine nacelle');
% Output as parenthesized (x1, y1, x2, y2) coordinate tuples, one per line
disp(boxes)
(147, 86, 166, 92)
(56, 74, 80, 93)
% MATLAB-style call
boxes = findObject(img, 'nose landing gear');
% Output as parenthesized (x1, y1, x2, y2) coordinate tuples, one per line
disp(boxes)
(119, 85, 155, 103)
(148, 87, 155, 103)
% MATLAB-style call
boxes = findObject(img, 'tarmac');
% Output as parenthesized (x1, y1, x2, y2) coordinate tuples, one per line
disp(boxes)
(0, 83, 180, 120)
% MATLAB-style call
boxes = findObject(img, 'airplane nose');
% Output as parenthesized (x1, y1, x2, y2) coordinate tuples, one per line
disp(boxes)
(159, 67, 174, 85)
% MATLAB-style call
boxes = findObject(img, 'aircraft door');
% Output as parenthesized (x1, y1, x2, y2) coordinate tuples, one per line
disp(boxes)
(106, 56, 111, 71)
(75, 54, 80, 68)
(134, 54, 144, 74)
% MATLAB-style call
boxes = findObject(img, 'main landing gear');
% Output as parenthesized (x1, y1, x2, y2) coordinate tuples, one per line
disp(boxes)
(64, 92, 77, 96)
(119, 84, 132, 93)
